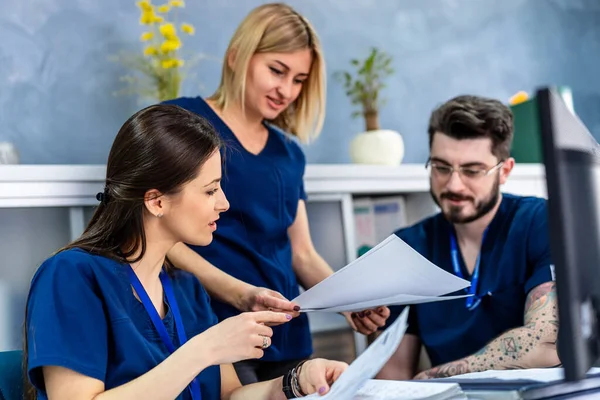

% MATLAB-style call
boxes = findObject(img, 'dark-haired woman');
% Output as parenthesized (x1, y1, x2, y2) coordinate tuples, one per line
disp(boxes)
(24, 104, 347, 400)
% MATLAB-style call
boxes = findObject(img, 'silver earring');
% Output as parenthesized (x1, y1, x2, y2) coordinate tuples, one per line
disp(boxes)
(156, 213, 163, 218)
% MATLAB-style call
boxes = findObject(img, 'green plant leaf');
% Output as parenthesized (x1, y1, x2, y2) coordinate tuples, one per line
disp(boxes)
(332, 46, 395, 120)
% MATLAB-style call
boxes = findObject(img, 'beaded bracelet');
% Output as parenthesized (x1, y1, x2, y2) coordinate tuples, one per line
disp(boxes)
(282, 360, 308, 399)
(290, 362, 306, 398)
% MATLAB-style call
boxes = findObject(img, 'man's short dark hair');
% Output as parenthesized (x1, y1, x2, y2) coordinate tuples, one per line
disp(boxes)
(427, 95, 514, 160)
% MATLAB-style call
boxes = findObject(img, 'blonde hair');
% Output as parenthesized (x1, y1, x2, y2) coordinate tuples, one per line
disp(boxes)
(209, 3, 326, 143)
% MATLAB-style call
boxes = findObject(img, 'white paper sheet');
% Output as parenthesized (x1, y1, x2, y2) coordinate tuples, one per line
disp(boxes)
(445, 367, 600, 383)
(353, 379, 467, 400)
(301, 294, 472, 313)
(293, 235, 470, 310)
(294, 307, 410, 400)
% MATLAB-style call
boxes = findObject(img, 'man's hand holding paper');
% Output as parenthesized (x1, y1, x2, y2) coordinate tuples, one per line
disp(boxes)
(343, 307, 391, 335)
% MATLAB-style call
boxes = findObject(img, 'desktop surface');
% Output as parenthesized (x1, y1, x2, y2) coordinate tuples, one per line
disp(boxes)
(428, 368, 600, 400)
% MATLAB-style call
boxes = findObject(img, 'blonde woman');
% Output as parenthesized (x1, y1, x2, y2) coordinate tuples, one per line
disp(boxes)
(164, 3, 390, 384)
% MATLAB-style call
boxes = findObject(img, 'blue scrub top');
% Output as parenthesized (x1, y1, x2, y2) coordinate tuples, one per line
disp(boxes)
(163, 97, 312, 362)
(386, 194, 554, 367)
(26, 248, 221, 400)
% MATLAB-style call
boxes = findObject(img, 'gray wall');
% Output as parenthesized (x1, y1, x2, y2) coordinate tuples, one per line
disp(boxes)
(1, 0, 600, 165)
(0, 208, 72, 350)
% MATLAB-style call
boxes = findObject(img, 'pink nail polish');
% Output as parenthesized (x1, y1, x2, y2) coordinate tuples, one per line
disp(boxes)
(319, 387, 326, 394)
(286, 314, 292, 320)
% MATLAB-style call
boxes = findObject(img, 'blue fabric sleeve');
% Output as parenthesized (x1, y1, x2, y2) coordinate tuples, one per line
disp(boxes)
(298, 147, 308, 201)
(524, 201, 555, 295)
(26, 252, 108, 391)
(299, 179, 307, 201)
(190, 270, 219, 327)
(200, 286, 219, 327)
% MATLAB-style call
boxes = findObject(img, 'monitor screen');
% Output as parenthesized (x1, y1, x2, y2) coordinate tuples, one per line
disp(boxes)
(537, 87, 600, 381)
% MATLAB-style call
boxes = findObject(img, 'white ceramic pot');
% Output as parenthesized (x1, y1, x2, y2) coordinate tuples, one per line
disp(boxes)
(0, 142, 19, 164)
(349, 129, 405, 165)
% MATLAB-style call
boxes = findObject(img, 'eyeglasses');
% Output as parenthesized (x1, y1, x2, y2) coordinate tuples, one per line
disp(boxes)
(426, 159, 504, 181)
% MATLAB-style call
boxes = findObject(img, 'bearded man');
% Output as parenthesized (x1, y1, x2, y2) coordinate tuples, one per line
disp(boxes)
(376, 95, 560, 380)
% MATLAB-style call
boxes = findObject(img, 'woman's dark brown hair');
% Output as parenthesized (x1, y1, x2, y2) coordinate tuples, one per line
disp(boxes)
(22, 104, 223, 398)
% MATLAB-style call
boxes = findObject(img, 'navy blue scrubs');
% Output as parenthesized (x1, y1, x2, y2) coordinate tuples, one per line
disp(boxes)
(385, 194, 554, 367)
(26, 248, 221, 400)
(163, 97, 313, 364)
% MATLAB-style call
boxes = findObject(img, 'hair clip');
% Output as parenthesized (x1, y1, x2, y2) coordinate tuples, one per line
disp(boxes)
(96, 186, 110, 204)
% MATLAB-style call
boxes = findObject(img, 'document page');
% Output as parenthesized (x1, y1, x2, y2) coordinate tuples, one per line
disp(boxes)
(353, 379, 466, 400)
(441, 367, 600, 383)
(294, 307, 410, 400)
(300, 294, 470, 313)
(293, 235, 470, 310)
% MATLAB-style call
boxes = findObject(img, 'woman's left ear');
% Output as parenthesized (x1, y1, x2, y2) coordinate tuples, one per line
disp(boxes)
(144, 189, 167, 218)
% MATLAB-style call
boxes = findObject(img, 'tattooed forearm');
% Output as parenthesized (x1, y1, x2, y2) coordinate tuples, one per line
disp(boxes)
(468, 282, 559, 371)
(415, 282, 560, 379)
(501, 336, 519, 357)
(415, 359, 470, 379)
(524, 282, 558, 324)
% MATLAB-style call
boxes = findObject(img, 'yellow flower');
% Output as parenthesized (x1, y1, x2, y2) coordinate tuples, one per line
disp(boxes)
(137, 0, 153, 11)
(159, 23, 177, 39)
(153, 15, 164, 23)
(162, 59, 175, 69)
(181, 23, 195, 35)
(140, 31, 154, 41)
(158, 4, 170, 13)
(144, 45, 158, 56)
(162, 59, 184, 69)
(160, 38, 182, 53)
(169, 0, 184, 7)
(139, 11, 154, 25)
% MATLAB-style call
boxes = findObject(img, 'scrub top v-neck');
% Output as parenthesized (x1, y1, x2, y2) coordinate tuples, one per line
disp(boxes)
(163, 96, 312, 362)
(26, 248, 221, 400)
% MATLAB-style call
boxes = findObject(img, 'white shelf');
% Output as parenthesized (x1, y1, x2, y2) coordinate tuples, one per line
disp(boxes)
(304, 163, 546, 196)
(0, 163, 547, 208)
(0, 165, 105, 208)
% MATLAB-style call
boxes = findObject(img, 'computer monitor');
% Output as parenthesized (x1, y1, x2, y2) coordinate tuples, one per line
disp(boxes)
(538, 86, 600, 382)
(429, 88, 600, 399)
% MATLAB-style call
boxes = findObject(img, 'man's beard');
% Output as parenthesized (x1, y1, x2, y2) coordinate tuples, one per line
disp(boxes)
(431, 175, 501, 224)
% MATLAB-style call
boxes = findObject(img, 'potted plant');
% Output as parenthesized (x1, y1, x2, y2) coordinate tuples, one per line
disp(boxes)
(335, 47, 404, 165)
(112, 0, 200, 103)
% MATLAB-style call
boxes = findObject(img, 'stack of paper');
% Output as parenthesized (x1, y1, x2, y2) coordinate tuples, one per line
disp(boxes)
(293, 235, 471, 313)
(295, 308, 467, 399)
(354, 379, 466, 400)
(442, 367, 600, 383)
(294, 307, 410, 399)
(432, 368, 600, 400)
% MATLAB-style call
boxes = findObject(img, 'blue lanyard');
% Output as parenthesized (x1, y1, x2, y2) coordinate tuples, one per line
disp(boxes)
(449, 230, 487, 311)
(128, 266, 202, 400)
